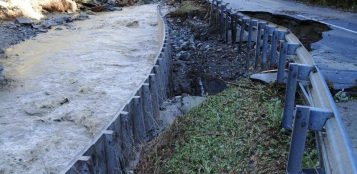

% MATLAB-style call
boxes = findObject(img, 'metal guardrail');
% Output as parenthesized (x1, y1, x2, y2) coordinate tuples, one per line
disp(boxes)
(62, 5, 172, 174)
(59, 1, 357, 173)
(207, 0, 357, 173)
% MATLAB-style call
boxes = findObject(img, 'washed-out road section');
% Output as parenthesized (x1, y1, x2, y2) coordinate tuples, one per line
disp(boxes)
(0, 4, 160, 173)
(224, 0, 357, 89)
(223, 0, 357, 159)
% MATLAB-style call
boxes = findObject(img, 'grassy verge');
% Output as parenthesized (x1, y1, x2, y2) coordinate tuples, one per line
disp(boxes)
(136, 79, 317, 173)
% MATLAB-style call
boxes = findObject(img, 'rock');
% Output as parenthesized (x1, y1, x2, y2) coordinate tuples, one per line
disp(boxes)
(78, 12, 90, 20)
(116, 0, 138, 7)
(176, 51, 190, 61)
(335, 90, 349, 102)
(91, 5, 106, 12)
(180, 96, 206, 114)
(87, 11, 97, 15)
(41, 20, 55, 29)
(15, 17, 33, 25)
(250, 72, 279, 84)
(7, 22, 17, 29)
(106, 6, 122, 11)
(197, 42, 203, 48)
(53, 15, 70, 25)
(126, 21, 139, 28)
(159, 99, 183, 128)
(181, 41, 190, 50)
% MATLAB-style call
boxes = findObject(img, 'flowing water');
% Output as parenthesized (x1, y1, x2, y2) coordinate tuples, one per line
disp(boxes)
(0, 4, 160, 173)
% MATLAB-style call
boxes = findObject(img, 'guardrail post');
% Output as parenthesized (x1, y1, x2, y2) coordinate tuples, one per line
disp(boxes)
(68, 156, 93, 174)
(133, 96, 147, 144)
(231, 12, 238, 44)
(225, 8, 231, 43)
(277, 43, 300, 84)
(104, 130, 123, 174)
(153, 65, 163, 104)
(215, 0, 221, 28)
(219, 4, 225, 40)
(277, 42, 288, 83)
(255, 22, 267, 68)
(282, 63, 314, 129)
(246, 19, 258, 70)
(287, 105, 333, 174)
(261, 25, 275, 70)
(270, 30, 278, 67)
(270, 30, 287, 69)
(142, 83, 159, 139)
(287, 106, 310, 174)
(149, 74, 160, 121)
(239, 17, 248, 51)
(209, 0, 214, 26)
(247, 19, 257, 50)
(119, 111, 134, 167)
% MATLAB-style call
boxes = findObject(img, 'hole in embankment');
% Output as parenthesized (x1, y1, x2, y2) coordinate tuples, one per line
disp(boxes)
(241, 11, 331, 50)
(192, 77, 227, 96)
(169, 13, 250, 97)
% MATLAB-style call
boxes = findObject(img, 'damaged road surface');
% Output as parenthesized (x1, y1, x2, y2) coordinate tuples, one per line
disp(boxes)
(0, 4, 160, 173)
(221, 0, 357, 160)
(224, 0, 357, 90)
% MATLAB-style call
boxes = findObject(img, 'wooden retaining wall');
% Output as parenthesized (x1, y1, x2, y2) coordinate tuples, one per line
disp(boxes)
(62, 5, 171, 174)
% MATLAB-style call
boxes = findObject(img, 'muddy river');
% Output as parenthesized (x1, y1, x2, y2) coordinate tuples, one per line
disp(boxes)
(0, 4, 160, 173)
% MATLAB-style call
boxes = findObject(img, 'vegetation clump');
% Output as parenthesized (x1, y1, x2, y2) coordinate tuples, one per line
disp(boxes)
(169, 1, 205, 17)
(136, 79, 318, 174)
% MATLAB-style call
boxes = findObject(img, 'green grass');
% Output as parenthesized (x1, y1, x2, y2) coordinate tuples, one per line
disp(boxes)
(137, 79, 318, 173)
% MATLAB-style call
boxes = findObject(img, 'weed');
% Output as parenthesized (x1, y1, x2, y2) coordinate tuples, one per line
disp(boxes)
(170, 1, 205, 17)
(136, 79, 318, 173)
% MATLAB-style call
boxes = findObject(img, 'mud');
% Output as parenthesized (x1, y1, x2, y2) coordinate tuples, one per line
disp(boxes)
(0, 4, 159, 173)
(168, 7, 252, 96)
(242, 11, 331, 50)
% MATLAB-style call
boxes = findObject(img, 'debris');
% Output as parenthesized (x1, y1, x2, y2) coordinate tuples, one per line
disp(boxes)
(335, 90, 349, 102)
(126, 20, 139, 28)
(250, 72, 279, 84)
(15, 17, 34, 25)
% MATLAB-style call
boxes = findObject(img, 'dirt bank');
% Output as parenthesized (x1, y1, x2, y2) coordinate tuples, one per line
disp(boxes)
(167, 1, 253, 96)
(0, 4, 159, 173)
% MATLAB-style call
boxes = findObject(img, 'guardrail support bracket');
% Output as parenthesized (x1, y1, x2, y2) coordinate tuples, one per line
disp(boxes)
(282, 63, 315, 130)
(287, 105, 332, 174)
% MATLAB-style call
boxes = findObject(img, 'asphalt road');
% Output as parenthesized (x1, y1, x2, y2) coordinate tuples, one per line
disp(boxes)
(224, 0, 357, 89)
